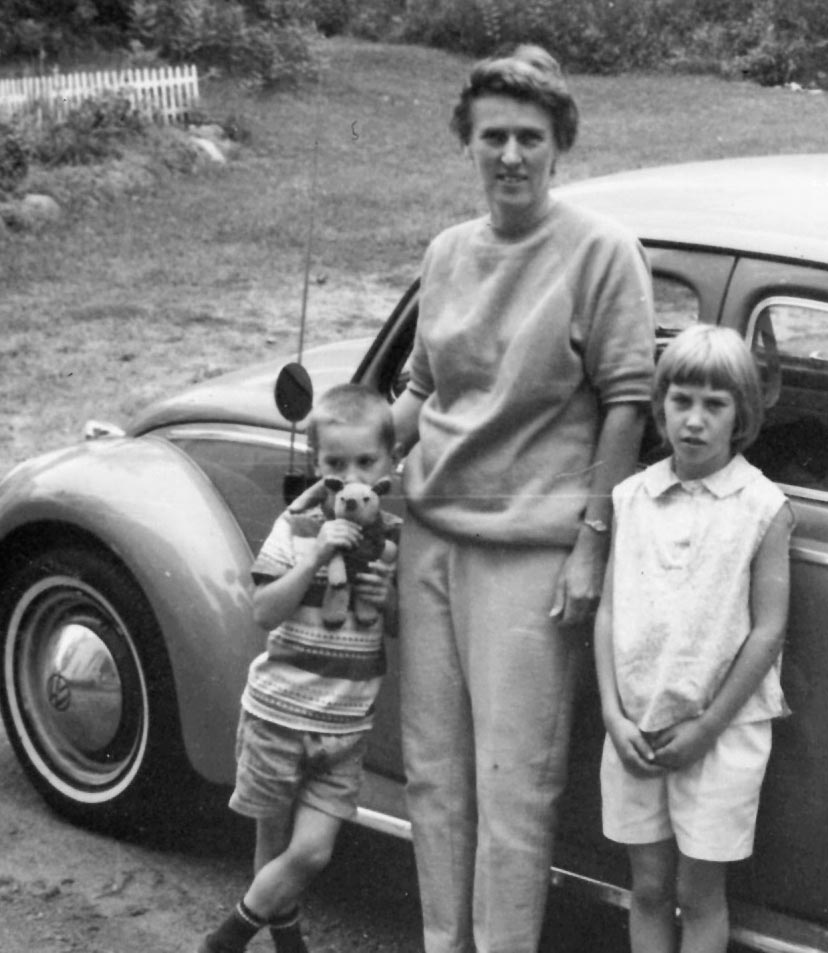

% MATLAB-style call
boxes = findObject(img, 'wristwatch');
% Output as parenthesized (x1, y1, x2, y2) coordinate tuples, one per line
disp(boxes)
(583, 517, 609, 535)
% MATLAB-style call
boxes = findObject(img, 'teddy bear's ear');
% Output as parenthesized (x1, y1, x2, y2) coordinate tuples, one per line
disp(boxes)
(372, 476, 392, 497)
(324, 476, 345, 494)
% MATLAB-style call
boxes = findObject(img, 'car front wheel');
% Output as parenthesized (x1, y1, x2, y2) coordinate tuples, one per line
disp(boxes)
(0, 542, 189, 834)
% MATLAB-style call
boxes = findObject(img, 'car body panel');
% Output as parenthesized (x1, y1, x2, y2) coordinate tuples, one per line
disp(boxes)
(747, 533, 828, 921)
(559, 153, 828, 264)
(130, 339, 373, 436)
(0, 434, 263, 783)
(712, 253, 828, 924)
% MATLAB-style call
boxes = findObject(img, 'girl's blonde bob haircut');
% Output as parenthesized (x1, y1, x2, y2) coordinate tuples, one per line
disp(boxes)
(652, 324, 765, 453)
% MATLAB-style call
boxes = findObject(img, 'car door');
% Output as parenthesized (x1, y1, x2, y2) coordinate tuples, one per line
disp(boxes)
(720, 257, 828, 925)
(556, 245, 736, 881)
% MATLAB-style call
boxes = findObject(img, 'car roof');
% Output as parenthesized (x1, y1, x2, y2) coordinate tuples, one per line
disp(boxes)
(557, 153, 828, 263)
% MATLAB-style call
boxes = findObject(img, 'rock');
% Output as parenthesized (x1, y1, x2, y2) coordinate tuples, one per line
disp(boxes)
(19, 193, 62, 228)
(0, 194, 62, 232)
(214, 137, 242, 160)
(189, 136, 227, 165)
(0, 199, 26, 230)
(189, 123, 225, 142)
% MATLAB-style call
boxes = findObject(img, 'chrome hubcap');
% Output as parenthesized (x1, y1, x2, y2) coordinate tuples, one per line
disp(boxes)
(4, 575, 148, 797)
(42, 621, 123, 755)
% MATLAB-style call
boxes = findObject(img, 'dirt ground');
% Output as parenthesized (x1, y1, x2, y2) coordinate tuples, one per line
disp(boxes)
(0, 269, 406, 478)
(0, 724, 425, 953)
(0, 732, 635, 953)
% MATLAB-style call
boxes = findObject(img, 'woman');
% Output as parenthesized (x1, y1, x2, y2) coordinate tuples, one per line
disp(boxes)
(392, 44, 656, 953)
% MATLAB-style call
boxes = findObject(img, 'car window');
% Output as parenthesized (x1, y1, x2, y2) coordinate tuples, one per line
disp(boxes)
(653, 275, 699, 335)
(169, 435, 289, 553)
(746, 297, 828, 491)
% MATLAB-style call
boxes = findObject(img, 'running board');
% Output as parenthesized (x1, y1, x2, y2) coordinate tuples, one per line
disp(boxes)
(354, 802, 828, 953)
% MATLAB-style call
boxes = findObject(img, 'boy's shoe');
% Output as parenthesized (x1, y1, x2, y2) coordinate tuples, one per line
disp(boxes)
(198, 900, 266, 952)
(270, 922, 309, 953)
(269, 908, 308, 953)
(197, 933, 239, 953)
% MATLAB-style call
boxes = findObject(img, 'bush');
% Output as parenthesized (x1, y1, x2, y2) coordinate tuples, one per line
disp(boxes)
(129, 0, 319, 89)
(726, 2, 828, 85)
(0, 2, 134, 60)
(0, 132, 28, 193)
(298, 0, 350, 36)
(245, 0, 404, 39)
(401, 0, 681, 72)
(3, 0, 828, 86)
(732, 31, 828, 86)
(660, 1, 828, 86)
(10, 91, 147, 167)
(237, 21, 319, 88)
(346, 0, 406, 41)
(398, 0, 828, 83)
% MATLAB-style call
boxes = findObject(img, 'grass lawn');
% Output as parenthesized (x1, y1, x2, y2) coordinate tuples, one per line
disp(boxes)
(1, 37, 827, 472)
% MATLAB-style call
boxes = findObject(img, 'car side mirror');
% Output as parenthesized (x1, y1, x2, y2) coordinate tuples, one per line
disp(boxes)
(274, 362, 313, 422)
(274, 362, 314, 505)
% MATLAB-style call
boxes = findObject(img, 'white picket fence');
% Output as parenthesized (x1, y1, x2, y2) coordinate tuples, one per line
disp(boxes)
(0, 64, 199, 124)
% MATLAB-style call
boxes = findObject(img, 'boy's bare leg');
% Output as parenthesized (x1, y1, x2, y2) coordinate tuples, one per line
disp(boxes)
(677, 855, 728, 953)
(246, 804, 342, 919)
(252, 811, 292, 875)
(198, 806, 340, 952)
(628, 840, 679, 953)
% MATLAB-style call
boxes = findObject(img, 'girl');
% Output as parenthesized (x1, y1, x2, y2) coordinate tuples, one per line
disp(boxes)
(594, 324, 793, 953)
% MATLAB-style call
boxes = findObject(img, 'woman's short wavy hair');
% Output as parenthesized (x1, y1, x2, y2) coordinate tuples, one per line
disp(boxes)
(450, 43, 579, 152)
(652, 324, 765, 453)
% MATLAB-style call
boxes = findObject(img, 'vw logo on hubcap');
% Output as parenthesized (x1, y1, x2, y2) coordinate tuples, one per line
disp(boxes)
(47, 672, 71, 712)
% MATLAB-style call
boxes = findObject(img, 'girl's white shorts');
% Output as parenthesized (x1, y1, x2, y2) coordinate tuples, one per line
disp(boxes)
(600, 719, 773, 861)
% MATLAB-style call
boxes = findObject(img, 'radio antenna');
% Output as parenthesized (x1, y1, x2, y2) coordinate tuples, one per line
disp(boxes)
(295, 71, 324, 366)
(279, 72, 325, 497)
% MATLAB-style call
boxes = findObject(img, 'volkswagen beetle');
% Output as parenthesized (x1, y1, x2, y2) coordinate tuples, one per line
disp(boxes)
(2, 154, 828, 953)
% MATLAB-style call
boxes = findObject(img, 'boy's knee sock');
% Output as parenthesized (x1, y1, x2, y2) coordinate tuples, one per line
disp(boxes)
(201, 899, 267, 953)
(269, 907, 308, 953)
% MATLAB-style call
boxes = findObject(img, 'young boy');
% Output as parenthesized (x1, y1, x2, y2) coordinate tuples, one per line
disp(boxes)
(198, 383, 401, 953)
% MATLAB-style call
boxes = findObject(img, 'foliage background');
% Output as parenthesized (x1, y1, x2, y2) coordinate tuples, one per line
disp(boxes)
(2, 0, 828, 87)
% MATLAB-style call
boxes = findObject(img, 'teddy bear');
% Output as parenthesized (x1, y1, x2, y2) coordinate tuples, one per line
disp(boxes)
(288, 476, 397, 628)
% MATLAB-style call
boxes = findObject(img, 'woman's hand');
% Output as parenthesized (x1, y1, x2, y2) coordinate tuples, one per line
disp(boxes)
(606, 715, 663, 778)
(354, 560, 395, 609)
(648, 718, 717, 771)
(551, 402, 646, 627)
(551, 529, 608, 627)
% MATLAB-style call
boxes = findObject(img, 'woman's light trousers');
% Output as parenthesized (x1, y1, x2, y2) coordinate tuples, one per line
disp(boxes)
(399, 516, 581, 953)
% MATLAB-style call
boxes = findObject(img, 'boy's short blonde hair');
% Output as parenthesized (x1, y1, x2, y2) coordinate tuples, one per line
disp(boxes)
(306, 383, 395, 456)
(652, 324, 764, 453)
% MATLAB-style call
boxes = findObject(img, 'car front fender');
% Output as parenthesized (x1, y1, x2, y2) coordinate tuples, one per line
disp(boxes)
(0, 434, 264, 785)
